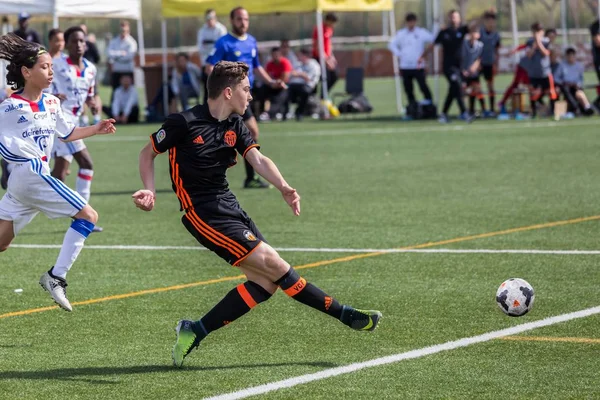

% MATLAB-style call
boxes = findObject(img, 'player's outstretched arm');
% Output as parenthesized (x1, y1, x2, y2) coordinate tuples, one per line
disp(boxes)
(245, 148, 300, 216)
(62, 119, 116, 142)
(132, 142, 159, 212)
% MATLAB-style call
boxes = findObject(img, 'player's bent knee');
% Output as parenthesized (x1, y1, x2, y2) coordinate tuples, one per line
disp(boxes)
(243, 243, 289, 279)
(76, 205, 98, 224)
(261, 248, 289, 276)
(78, 157, 93, 170)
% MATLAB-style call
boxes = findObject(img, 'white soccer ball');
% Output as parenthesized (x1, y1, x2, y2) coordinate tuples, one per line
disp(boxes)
(496, 278, 535, 317)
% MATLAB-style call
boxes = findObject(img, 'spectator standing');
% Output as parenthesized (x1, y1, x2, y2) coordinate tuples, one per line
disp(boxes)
(80, 24, 101, 64)
(13, 12, 40, 44)
(288, 48, 321, 120)
(312, 12, 338, 97)
(421, 10, 472, 123)
(524, 23, 556, 118)
(198, 9, 227, 103)
(171, 52, 202, 110)
(103, 75, 140, 123)
(388, 12, 434, 107)
(461, 23, 486, 116)
(479, 10, 500, 116)
(498, 43, 531, 116)
(261, 47, 292, 121)
(107, 20, 138, 96)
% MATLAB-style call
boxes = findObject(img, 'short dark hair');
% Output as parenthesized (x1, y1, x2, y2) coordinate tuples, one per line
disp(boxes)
(468, 21, 479, 33)
(405, 13, 417, 22)
(531, 22, 543, 32)
(565, 47, 576, 56)
(448, 9, 459, 17)
(271, 47, 280, 53)
(325, 13, 338, 22)
(207, 61, 249, 100)
(64, 26, 84, 43)
(230, 6, 245, 20)
(176, 52, 189, 60)
(545, 28, 557, 36)
(48, 28, 62, 41)
(299, 48, 311, 56)
(205, 9, 215, 16)
(483, 10, 496, 20)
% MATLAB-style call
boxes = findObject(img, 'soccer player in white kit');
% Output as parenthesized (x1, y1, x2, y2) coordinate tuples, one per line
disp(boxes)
(0, 33, 116, 311)
(50, 27, 102, 231)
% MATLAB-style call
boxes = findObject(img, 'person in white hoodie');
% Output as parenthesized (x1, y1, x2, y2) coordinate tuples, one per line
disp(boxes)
(388, 13, 434, 107)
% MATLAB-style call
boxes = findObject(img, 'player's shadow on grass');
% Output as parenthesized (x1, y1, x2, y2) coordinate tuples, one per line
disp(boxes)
(0, 361, 338, 385)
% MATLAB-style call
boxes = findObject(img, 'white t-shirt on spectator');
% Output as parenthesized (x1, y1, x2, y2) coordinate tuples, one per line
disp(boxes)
(111, 86, 138, 117)
(289, 58, 321, 90)
(197, 23, 228, 64)
(388, 27, 434, 70)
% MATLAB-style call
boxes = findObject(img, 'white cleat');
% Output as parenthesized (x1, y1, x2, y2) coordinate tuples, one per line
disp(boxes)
(39, 271, 73, 312)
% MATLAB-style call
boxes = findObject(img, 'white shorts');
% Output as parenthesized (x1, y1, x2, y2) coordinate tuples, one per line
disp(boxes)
(52, 139, 87, 162)
(0, 159, 86, 235)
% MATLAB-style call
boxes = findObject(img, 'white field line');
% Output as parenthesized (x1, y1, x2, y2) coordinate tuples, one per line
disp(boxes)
(87, 119, 600, 142)
(9, 244, 600, 255)
(203, 305, 600, 400)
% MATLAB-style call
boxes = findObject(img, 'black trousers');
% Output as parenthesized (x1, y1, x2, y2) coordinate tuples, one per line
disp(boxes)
(401, 69, 433, 105)
(263, 86, 289, 116)
(288, 83, 313, 116)
(314, 57, 338, 98)
(442, 67, 466, 115)
(102, 105, 139, 123)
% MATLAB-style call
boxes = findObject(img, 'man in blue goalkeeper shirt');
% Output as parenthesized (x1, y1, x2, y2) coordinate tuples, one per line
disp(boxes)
(205, 6, 286, 189)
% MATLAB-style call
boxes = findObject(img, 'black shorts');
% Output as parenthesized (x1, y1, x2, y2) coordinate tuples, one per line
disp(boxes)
(481, 65, 495, 81)
(530, 77, 551, 90)
(181, 194, 265, 266)
(465, 75, 480, 85)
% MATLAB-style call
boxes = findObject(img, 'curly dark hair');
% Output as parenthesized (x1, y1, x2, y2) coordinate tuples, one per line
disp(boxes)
(0, 33, 47, 90)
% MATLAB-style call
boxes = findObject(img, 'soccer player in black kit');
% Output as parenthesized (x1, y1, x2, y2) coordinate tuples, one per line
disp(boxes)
(132, 61, 382, 367)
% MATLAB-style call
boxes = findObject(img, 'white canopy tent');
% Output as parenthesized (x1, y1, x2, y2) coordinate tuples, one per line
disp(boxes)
(0, 0, 146, 88)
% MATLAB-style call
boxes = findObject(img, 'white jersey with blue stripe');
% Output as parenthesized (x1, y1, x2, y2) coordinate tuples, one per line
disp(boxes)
(0, 93, 75, 163)
(52, 56, 96, 122)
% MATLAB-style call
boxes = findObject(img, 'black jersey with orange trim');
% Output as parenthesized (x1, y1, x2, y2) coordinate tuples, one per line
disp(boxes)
(150, 104, 259, 208)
